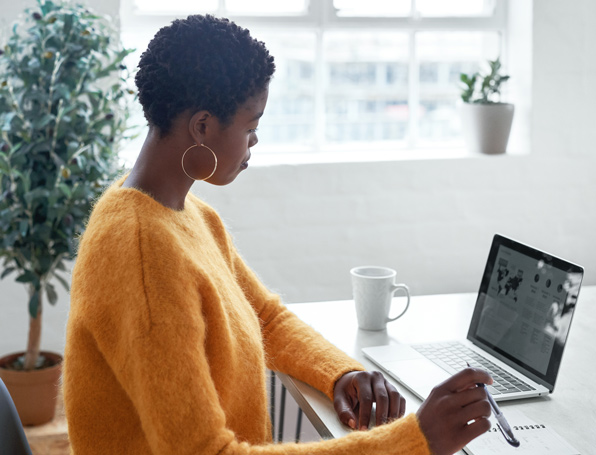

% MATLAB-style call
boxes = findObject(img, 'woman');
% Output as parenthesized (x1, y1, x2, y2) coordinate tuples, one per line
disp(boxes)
(63, 14, 492, 455)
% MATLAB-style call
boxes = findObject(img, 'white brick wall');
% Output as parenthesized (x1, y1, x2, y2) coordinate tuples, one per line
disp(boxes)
(1, 0, 595, 366)
(197, 153, 596, 303)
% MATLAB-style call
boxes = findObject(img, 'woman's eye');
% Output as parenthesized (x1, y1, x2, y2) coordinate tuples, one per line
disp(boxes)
(249, 128, 258, 134)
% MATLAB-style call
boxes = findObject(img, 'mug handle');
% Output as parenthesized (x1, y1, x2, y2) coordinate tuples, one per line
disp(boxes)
(387, 283, 410, 323)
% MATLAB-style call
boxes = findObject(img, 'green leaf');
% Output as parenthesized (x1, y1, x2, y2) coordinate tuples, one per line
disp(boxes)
(45, 281, 58, 305)
(0, 0, 132, 306)
(95, 48, 134, 78)
(19, 219, 28, 237)
(28, 57, 41, 70)
(63, 13, 74, 36)
(52, 228, 67, 241)
(0, 157, 9, 174)
(58, 183, 71, 197)
(9, 168, 23, 181)
(16, 269, 37, 283)
(457, 57, 509, 103)
(20, 171, 31, 194)
(22, 246, 32, 262)
(7, 142, 23, 158)
(38, 254, 53, 276)
(52, 83, 71, 102)
(28, 289, 40, 319)
(32, 223, 52, 243)
(1, 267, 16, 279)
(2, 112, 16, 131)
(24, 187, 50, 206)
(33, 113, 54, 129)
(40, 1, 56, 16)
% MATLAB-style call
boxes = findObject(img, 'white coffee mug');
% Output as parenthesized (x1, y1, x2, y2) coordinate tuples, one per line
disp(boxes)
(350, 266, 411, 331)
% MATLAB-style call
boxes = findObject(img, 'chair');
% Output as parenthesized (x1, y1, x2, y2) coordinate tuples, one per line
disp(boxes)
(269, 371, 304, 443)
(0, 377, 33, 455)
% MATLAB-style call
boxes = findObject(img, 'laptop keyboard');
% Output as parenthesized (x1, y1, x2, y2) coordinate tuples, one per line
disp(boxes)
(411, 341, 535, 395)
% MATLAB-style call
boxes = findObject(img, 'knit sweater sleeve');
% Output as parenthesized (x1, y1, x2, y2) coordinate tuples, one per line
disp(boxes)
(67, 197, 430, 455)
(227, 239, 363, 398)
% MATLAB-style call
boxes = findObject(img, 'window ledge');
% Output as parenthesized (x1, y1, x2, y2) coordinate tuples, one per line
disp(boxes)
(250, 146, 530, 167)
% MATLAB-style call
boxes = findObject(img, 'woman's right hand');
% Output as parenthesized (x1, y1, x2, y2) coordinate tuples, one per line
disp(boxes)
(416, 367, 493, 455)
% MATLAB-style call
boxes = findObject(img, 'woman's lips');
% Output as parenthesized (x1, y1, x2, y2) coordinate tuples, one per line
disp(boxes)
(241, 151, 251, 169)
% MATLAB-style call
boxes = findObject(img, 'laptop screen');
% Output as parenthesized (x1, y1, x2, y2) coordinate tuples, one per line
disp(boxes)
(468, 234, 583, 391)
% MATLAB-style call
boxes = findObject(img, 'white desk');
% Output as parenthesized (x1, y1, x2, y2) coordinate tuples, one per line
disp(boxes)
(278, 287, 596, 455)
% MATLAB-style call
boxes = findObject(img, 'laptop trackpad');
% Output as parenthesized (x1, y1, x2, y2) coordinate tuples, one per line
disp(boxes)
(382, 358, 451, 399)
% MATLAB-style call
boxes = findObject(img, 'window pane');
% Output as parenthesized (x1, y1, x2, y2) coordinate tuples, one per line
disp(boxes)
(324, 32, 409, 143)
(417, 31, 500, 145)
(226, 0, 307, 15)
(133, 0, 216, 14)
(416, 0, 495, 17)
(249, 30, 316, 149)
(334, 0, 411, 17)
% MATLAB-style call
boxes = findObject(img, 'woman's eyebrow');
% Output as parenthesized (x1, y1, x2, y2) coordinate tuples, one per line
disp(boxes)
(250, 112, 264, 122)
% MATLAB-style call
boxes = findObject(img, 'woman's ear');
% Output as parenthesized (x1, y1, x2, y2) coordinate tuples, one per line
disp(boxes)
(189, 110, 211, 143)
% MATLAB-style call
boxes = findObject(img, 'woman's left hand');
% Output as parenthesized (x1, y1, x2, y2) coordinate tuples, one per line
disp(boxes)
(333, 370, 406, 430)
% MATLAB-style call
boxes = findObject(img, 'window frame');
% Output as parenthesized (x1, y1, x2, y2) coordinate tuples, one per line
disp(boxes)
(119, 0, 509, 158)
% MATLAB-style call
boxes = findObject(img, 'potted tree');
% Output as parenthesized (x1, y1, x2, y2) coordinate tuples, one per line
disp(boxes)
(459, 57, 513, 155)
(0, 0, 133, 425)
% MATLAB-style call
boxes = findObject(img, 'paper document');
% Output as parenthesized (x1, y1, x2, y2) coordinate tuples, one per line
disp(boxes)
(463, 409, 580, 455)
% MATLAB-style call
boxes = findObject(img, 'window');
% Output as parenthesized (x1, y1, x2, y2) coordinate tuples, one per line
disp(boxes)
(120, 0, 507, 163)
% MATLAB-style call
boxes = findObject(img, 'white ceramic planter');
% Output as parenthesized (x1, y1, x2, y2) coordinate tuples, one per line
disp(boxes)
(459, 102, 514, 155)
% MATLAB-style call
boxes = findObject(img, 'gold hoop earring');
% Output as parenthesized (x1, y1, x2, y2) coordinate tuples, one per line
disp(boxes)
(181, 143, 218, 181)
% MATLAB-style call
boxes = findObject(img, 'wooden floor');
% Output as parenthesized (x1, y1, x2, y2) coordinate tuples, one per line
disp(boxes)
(23, 391, 69, 455)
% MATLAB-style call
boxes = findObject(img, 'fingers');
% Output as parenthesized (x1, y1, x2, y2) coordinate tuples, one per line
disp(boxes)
(459, 417, 492, 447)
(354, 376, 374, 430)
(439, 367, 493, 393)
(333, 382, 358, 430)
(449, 384, 492, 410)
(434, 371, 493, 432)
(387, 380, 406, 420)
(462, 397, 492, 422)
(334, 401, 358, 430)
(416, 368, 494, 455)
(372, 374, 389, 427)
(358, 371, 406, 429)
(333, 370, 406, 431)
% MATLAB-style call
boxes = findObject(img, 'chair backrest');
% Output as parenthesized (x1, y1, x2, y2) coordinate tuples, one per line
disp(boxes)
(0, 377, 33, 455)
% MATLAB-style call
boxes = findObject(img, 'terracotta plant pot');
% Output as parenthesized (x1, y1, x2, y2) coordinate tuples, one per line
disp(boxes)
(0, 351, 63, 426)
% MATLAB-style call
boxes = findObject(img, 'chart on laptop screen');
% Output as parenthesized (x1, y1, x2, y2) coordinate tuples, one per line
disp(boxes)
(475, 245, 576, 376)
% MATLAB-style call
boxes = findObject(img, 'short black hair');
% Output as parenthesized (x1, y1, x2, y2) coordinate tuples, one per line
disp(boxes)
(135, 15, 275, 134)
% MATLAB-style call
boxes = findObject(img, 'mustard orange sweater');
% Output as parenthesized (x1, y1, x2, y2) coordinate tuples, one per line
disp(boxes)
(63, 178, 431, 455)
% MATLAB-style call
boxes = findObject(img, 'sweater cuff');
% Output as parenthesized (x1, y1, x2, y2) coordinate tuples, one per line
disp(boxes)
(325, 365, 366, 401)
(383, 413, 432, 455)
(318, 413, 431, 455)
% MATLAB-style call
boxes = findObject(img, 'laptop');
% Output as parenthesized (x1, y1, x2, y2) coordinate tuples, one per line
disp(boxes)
(362, 234, 584, 401)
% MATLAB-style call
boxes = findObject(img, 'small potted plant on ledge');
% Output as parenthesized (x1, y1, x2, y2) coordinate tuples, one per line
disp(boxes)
(0, 0, 133, 425)
(459, 57, 513, 155)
